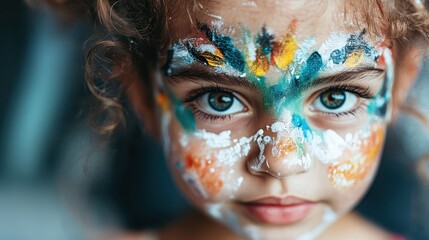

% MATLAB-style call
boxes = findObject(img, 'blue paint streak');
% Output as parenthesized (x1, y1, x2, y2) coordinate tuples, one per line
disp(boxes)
(300, 51, 323, 84)
(199, 23, 245, 72)
(292, 114, 312, 138)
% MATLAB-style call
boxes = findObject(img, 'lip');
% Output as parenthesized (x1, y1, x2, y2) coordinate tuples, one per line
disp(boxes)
(240, 196, 315, 225)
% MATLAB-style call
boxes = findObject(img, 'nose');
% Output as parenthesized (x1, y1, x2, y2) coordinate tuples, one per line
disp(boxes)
(247, 116, 312, 178)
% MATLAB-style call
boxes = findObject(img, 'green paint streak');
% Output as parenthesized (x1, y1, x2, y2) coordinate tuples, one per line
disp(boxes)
(175, 103, 196, 132)
(164, 85, 196, 132)
(366, 99, 378, 115)
(296, 138, 305, 157)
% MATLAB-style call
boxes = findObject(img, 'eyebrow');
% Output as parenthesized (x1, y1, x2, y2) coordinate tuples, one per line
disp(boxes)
(166, 64, 385, 92)
(166, 64, 263, 94)
(302, 66, 385, 91)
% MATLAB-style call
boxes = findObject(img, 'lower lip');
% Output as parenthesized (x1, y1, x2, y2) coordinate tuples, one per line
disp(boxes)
(242, 203, 315, 225)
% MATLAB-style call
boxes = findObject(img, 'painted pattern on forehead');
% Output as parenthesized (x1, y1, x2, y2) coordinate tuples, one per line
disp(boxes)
(164, 21, 379, 80)
(164, 21, 380, 125)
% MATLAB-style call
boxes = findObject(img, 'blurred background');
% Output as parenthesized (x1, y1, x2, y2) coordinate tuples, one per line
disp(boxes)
(0, 2, 428, 240)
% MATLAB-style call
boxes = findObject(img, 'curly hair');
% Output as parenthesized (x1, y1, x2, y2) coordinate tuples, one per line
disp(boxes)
(31, 0, 429, 134)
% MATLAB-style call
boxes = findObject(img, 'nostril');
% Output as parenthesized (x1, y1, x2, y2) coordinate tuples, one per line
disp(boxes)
(247, 157, 268, 176)
(248, 159, 306, 178)
(247, 157, 285, 178)
(247, 159, 279, 178)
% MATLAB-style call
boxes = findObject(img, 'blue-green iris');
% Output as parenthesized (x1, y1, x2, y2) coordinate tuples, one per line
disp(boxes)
(208, 91, 234, 112)
(321, 91, 346, 109)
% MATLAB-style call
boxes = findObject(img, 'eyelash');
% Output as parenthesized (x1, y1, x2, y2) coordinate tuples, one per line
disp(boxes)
(182, 84, 375, 122)
(314, 84, 374, 119)
(183, 86, 238, 122)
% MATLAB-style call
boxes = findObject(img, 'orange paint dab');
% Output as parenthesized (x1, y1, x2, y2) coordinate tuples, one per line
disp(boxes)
(361, 126, 384, 161)
(329, 160, 366, 188)
(185, 154, 223, 195)
(156, 93, 170, 112)
(275, 137, 298, 159)
(329, 126, 385, 189)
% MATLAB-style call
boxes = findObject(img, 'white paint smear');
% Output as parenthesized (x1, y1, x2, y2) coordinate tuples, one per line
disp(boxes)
(297, 207, 337, 240)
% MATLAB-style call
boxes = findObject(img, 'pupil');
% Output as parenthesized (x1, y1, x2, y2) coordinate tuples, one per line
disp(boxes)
(208, 91, 233, 111)
(321, 91, 346, 109)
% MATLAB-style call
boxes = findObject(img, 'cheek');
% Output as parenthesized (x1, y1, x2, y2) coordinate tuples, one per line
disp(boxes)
(326, 124, 385, 189)
(164, 117, 245, 201)
(182, 144, 224, 197)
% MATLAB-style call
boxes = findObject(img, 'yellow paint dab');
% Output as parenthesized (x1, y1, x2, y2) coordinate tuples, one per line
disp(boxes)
(249, 49, 269, 76)
(344, 50, 364, 68)
(272, 36, 299, 70)
(201, 50, 225, 67)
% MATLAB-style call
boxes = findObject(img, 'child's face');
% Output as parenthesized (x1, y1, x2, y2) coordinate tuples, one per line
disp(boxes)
(154, 1, 393, 239)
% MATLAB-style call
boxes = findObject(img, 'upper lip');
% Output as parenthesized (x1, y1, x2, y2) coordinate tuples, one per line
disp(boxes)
(241, 196, 314, 206)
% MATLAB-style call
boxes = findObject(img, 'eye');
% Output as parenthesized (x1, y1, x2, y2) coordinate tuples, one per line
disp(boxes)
(196, 90, 245, 115)
(312, 90, 358, 113)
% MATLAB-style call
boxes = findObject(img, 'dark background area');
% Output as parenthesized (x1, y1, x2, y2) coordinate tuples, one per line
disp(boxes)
(0, 2, 428, 239)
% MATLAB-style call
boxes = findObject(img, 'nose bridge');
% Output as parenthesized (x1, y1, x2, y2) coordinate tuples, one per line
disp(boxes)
(248, 112, 312, 178)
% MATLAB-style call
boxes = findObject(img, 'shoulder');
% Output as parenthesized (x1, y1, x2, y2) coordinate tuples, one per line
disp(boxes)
(320, 212, 402, 240)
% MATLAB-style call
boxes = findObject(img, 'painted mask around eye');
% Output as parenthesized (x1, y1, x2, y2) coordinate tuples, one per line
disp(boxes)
(155, 21, 394, 203)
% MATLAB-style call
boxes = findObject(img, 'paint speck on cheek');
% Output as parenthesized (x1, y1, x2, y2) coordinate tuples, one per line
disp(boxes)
(328, 125, 385, 189)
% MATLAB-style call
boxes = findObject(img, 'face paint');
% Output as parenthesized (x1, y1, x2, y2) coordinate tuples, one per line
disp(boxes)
(206, 203, 260, 240)
(327, 124, 385, 188)
(296, 207, 337, 240)
(155, 83, 196, 132)
(177, 130, 246, 197)
(322, 48, 394, 188)
(166, 22, 379, 118)
(157, 19, 394, 239)
(162, 22, 387, 184)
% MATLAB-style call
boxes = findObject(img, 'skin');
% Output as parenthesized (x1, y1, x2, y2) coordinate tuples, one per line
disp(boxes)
(121, 0, 423, 239)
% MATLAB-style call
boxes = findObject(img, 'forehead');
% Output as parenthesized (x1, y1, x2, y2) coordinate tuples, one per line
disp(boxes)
(170, 0, 352, 44)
